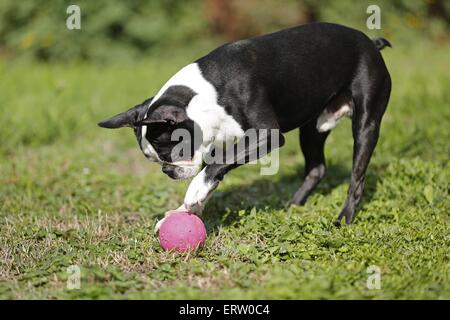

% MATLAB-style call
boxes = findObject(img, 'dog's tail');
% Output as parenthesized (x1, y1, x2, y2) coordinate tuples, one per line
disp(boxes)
(372, 37, 392, 51)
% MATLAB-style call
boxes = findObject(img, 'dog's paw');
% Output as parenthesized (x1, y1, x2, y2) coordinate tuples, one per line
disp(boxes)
(185, 201, 205, 216)
(154, 205, 188, 234)
(154, 217, 166, 234)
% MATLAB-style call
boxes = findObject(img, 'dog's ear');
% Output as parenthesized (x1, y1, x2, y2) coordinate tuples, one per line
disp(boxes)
(134, 105, 189, 127)
(97, 97, 153, 129)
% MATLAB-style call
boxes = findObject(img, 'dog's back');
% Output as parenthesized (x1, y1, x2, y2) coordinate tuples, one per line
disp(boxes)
(197, 22, 390, 131)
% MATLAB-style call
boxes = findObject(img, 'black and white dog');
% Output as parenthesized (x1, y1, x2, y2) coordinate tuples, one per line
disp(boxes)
(99, 23, 391, 229)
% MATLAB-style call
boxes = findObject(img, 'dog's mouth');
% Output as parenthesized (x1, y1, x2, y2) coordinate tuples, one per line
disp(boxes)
(161, 163, 200, 180)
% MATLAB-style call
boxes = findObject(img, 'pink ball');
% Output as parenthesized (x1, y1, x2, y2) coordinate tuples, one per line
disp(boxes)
(159, 211, 206, 252)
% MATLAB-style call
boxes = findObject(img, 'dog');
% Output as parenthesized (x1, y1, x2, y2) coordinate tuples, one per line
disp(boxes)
(98, 22, 392, 230)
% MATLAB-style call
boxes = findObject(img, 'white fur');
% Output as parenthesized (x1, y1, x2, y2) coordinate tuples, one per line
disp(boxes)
(184, 167, 218, 215)
(140, 63, 244, 164)
(316, 103, 353, 132)
(154, 204, 187, 233)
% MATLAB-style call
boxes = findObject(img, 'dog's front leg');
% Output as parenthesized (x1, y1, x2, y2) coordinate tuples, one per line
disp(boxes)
(185, 129, 285, 215)
(155, 129, 285, 233)
(154, 168, 218, 233)
(184, 168, 219, 215)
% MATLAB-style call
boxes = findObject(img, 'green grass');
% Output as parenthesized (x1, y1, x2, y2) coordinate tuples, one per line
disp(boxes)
(0, 40, 449, 299)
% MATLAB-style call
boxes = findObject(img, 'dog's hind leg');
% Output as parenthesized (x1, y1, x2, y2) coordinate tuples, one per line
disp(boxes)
(336, 75, 391, 225)
(289, 90, 354, 206)
(289, 121, 330, 205)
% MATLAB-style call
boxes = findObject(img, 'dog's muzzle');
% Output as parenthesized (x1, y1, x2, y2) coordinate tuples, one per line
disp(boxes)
(162, 163, 200, 180)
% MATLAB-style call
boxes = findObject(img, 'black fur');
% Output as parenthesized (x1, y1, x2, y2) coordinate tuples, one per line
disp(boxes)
(196, 23, 390, 133)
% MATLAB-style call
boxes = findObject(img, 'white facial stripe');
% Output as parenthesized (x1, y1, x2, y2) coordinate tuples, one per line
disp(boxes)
(140, 125, 161, 162)
(141, 63, 244, 167)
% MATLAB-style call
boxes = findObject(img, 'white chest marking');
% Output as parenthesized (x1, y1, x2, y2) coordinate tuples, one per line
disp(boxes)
(141, 63, 244, 161)
(141, 125, 161, 162)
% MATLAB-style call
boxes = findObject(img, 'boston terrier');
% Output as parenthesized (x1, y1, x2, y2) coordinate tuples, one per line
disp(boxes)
(98, 22, 392, 229)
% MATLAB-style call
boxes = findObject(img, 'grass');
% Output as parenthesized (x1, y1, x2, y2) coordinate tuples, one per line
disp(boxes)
(0, 40, 449, 299)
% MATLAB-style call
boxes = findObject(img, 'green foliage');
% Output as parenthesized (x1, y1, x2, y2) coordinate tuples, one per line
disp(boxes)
(0, 38, 449, 299)
(319, 0, 449, 46)
(0, 0, 207, 61)
(0, 0, 448, 62)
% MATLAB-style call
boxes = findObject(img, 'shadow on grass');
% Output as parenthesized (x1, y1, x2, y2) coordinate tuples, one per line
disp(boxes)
(204, 163, 380, 229)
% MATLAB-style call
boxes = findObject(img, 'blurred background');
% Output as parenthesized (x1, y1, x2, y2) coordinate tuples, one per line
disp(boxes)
(0, 0, 448, 62)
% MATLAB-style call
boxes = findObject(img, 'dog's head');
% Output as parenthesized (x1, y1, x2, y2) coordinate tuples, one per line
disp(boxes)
(98, 89, 204, 180)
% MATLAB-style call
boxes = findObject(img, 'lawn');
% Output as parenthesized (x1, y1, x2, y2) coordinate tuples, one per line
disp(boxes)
(0, 40, 449, 299)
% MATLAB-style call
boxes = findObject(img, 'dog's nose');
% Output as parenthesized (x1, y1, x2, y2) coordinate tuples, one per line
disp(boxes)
(162, 164, 175, 176)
